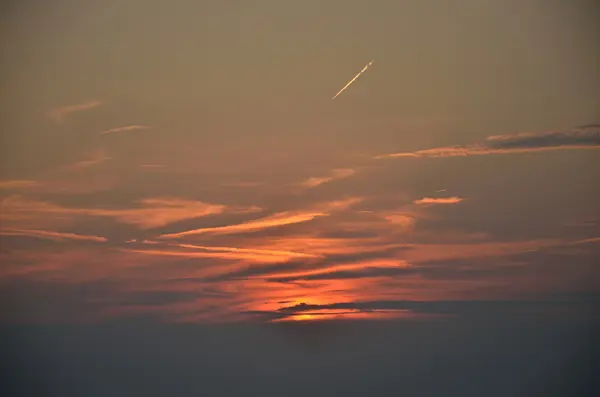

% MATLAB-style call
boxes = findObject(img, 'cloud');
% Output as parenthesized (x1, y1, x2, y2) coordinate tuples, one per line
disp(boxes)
(70, 148, 112, 169)
(297, 168, 356, 189)
(100, 125, 151, 135)
(159, 210, 327, 239)
(413, 197, 464, 205)
(121, 241, 321, 263)
(268, 262, 412, 283)
(47, 100, 103, 123)
(279, 300, 519, 313)
(246, 297, 595, 322)
(0, 228, 107, 243)
(265, 295, 600, 321)
(202, 245, 407, 282)
(1, 196, 229, 229)
(0, 277, 201, 323)
(258, 235, 600, 284)
(376, 125, 600, 159)
(222, 181, 264, 188)
(383, 213, 417, 232)
(0, 180, 42, 190)
(140, 164, 165, 169)
(175, 243, 319, 259)
(159, 198, 362, 239)
(400, 239, 560, 264)
(234, 237, 574, 284)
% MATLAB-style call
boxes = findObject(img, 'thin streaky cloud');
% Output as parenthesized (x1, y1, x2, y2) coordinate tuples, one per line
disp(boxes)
(159, 198, 362, 239)
(376, 125, 600, 159)
(1, 196, 229, 229)
(120, 248, 304, 263)
(120, 241, 321, 263)
(0, 180, 42, 189)
(100, 125, 151, 135)
(47, 100, 103, 123)
(175, 243, 320, 259)
(0, 228, 107, 242)
(264, 259, 409, 282)
(297, 168, 356, 189)
(414, 197, 464, 205)
(222, 181, 264, 188)
(274, 298, 595, 316)
(568, 237, 600, 245)
(159, 210, 328, 239)
(140, 164, 165, 169)
(70, 149, 112, 169)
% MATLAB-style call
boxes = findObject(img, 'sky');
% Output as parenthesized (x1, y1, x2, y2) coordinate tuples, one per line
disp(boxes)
(1, 1, 599, 395)
(1, 0, 599, 325)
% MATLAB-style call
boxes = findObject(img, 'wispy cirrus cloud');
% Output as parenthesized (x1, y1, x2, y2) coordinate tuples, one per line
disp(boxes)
(0, 196, 232, 229)
(70, 148, 112, 169)
(413, 196, 464, 205)
(221, 181, 264, 188)
(159, 210, 328, 239)
(121, 240, 320, 264)
(265, 258, 409, 283)
(0, 228, 107, 243)
(296, 168, 356, 189)
(201, 245, 407, 283)
(139, 164, 165, 169)
(206, 235, 579, 287)
(47, 100, 103, 123)
(174, 243, 319, 259)
(159, 198, 362, 239)
(0, 180, 42, 190)
(100, 125, 151, 135)
(376, 125, 600, 159)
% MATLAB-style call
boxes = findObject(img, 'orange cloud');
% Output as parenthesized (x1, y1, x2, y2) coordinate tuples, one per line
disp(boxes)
(377, 145, 599, 159)
(47, 100, 103, 122)
(121, 240, 321, 264)
(123, 239, 320, 261)
(121, 248, 295, 264)
(159, 210, 326, 239)
(1, 196, 229, 229)
(0, 180, 42, 189)
(413, 197, 464, 205)
(0, 228, 107, 243)
(383, 213, 417, 232)
(70, 148, 112, 169)
(297, 168, 356, 188)
(248, 234, 382, 256)
(159, 198, 361, 239)
(100, 125, 151, 135)
(263, 258, 408, 281)
(140, 164, 165, 169)
(175, 243, 319, 259)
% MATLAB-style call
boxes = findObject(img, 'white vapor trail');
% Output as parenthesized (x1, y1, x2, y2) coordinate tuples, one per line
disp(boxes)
(332, 60, 374, 100)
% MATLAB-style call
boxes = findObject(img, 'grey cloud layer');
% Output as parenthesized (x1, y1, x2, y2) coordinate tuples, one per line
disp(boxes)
(377, 125, 600, 159)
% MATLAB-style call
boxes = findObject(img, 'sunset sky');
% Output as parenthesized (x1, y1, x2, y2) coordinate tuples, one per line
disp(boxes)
(1, 0, 599, 327)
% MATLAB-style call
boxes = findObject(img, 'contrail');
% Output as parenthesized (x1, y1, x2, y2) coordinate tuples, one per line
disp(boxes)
(332, 60, 374, 100)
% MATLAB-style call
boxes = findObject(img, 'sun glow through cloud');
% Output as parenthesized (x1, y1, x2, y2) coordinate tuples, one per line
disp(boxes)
(1, 1, 598, 329)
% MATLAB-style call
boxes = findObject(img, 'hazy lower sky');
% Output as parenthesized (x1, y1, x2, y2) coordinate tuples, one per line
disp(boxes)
(1, 0, 599, 324)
